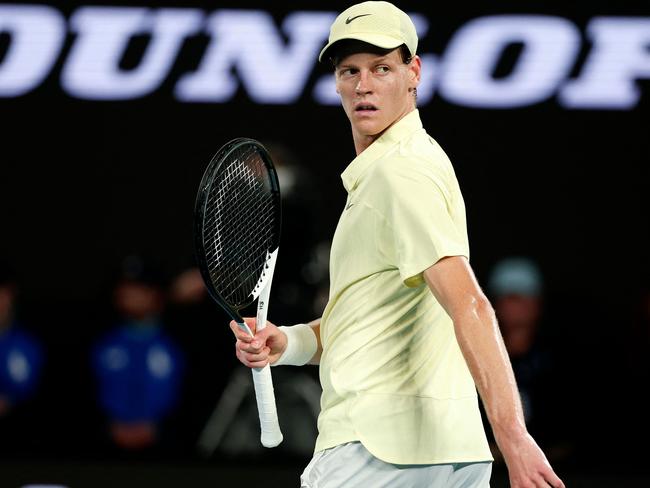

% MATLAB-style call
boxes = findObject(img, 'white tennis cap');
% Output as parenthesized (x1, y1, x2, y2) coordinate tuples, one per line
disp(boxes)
(319, 1, 418, 62)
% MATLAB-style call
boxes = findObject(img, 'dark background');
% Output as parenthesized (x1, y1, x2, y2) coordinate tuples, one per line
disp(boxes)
(1, 0, 649, 485)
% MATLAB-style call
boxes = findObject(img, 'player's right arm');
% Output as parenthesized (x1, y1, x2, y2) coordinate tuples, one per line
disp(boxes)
(230, 317, 322, 368)
(423, 256, 565, 488)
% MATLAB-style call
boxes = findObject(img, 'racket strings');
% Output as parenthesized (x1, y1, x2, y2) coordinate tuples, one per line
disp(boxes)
(202, 146, 277, 307)
(206, 196, 269, 303)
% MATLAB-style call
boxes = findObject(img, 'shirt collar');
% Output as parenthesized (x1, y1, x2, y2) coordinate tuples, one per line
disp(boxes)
(341, 109, 423, 193)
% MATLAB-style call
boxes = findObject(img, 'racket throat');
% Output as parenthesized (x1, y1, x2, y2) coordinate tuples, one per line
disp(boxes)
(252, 248, 278, 302)
(237, 248, 278, 337)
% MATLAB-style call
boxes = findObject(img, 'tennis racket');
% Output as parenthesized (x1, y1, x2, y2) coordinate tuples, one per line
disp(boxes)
(194, 137, 283, 448)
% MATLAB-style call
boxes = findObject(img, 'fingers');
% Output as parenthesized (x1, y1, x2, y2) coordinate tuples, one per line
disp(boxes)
(232, 319, 268, 367)
(236, 335, 264, 354)
(230, 318, 276, 340)
(231, 317, 278, 368)
(235, 342, 271, 368)
(538, 459, 564, 488)
(512, 468, 564, 488)
(545, 471, 565, 488)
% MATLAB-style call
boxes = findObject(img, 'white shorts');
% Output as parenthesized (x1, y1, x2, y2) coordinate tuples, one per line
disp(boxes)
(300, 442, 492, 488)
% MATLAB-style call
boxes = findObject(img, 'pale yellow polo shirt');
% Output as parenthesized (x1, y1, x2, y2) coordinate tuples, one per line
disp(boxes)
(315, 109, 492, 465)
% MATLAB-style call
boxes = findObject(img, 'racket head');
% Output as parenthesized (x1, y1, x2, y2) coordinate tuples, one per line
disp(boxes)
(194, 138, 281, 322)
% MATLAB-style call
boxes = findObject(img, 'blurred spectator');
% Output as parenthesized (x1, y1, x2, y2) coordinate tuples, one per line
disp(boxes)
(169, 267, 206, 305)
(487, 257, 573, 462)
(92, 256, 184, 451)
(0, 262, 43, 416)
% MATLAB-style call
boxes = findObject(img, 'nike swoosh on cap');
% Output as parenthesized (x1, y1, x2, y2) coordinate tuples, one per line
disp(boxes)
(345, 14, 371, 24)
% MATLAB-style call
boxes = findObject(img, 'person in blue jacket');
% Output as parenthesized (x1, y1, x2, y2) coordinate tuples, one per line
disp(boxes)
(92, 256, 184, 450)
(0, 262, 43, 417)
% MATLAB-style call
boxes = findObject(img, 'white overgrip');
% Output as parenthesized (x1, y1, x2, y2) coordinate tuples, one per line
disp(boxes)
(249, 250, 283, 447)
(252, 363, 283, 447)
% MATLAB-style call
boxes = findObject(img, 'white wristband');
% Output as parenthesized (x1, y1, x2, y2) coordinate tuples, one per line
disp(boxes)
(273, 324, 318, 367)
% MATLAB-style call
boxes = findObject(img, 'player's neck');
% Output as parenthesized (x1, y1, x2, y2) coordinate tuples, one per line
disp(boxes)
(352, 131, 381, 156)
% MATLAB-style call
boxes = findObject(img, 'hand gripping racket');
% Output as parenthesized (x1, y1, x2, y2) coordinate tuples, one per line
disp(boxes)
(194, 138, 283, 448)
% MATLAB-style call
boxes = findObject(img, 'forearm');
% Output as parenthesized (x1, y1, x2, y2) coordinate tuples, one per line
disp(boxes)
(423, 259, 525, 437)
(454, 297, 527, 442)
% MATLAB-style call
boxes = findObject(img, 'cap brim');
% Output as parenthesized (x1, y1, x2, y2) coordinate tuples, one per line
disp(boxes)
(318, 33, 405, 63)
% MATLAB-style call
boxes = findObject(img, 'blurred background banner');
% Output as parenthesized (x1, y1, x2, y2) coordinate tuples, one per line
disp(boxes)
(1, 3, 649, 109)
(1, 0, 649, 485)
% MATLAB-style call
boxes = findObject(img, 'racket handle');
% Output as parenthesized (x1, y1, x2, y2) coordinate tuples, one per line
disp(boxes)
(250, 261, 283, 447)
(237, 319, 283, 447)
(252, 364, 283, 447)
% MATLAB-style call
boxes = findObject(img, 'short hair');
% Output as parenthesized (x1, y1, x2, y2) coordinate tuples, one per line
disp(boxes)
(329, 40, 413, 68)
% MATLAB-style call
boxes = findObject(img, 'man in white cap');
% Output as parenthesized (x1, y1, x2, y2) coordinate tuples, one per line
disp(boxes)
(231, 2, 565, 487)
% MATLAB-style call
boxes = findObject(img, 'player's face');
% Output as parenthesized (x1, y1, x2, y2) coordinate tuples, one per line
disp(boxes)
(335, 49, 420, 144)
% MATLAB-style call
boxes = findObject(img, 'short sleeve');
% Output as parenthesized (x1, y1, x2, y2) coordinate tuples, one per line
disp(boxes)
(384, 159, 469, 287)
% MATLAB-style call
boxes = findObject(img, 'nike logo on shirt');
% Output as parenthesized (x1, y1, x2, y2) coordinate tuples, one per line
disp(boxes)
(345, 201, 355, 210)
(346, 14, 371, 24)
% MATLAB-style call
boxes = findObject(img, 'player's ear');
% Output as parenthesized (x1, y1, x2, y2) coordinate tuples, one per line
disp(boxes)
(408, 55, 421, 89)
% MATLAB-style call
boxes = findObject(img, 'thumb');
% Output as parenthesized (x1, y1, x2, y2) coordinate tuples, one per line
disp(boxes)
(253, 323, 276, 342)
(242, 317, 276, 345)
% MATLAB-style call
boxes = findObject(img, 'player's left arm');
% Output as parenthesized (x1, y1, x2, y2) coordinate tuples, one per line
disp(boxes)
(423, 256, 565, 488)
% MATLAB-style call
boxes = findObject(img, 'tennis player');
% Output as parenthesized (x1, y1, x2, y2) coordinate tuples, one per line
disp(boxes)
(231, 2, 565, 487)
